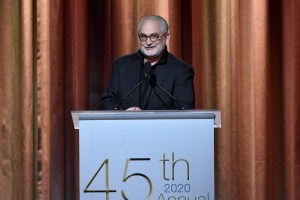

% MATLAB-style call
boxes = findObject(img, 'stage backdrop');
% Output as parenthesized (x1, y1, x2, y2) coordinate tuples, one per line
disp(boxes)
(0, 0, 299, 200)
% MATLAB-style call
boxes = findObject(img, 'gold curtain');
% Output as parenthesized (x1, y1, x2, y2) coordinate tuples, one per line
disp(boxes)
(0, 0, 34, 199)
(0, 0, 299, 199)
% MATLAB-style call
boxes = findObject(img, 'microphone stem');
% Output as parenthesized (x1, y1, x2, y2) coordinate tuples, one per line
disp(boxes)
(115, 77, 146, 110)
(148, 78, 185, 110)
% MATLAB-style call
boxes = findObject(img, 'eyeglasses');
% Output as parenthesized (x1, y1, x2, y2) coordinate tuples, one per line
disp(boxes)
(138, 33, 167, 42)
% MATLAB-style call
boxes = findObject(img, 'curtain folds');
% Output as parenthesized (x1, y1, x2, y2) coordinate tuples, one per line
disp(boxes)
(36, 0, 66, 198)
(282, 1, 300, 198)
(64, 0, 88, 199)
(0, 0, 34, 199)
(0, 0, 299, 199)
(21, 0, 34, 199)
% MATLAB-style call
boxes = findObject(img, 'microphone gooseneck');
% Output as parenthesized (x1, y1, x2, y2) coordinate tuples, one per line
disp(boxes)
(115, 61, 185, 110)
(145, 70, 185, 110)
(114, 61, 151, 110)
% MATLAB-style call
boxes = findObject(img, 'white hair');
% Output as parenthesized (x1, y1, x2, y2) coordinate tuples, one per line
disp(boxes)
(137, 15, 169, 34)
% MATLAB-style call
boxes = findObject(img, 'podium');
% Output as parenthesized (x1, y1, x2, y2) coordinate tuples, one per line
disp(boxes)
(72, 110, 221, 200)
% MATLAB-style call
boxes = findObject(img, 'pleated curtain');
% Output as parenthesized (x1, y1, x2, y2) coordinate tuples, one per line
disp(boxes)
(0, 0, 299, 199)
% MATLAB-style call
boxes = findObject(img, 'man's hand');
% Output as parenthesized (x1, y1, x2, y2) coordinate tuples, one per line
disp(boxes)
(126, 107, 142, 111)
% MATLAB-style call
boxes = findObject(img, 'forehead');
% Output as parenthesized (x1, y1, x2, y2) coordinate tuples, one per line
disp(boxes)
(139, 20, 162, 34)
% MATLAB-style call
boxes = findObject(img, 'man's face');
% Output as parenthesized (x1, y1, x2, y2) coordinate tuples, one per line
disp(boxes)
(138, 20, 169, 59)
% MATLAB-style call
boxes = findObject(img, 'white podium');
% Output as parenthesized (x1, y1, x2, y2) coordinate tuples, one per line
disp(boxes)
(72, 110, 221, 200)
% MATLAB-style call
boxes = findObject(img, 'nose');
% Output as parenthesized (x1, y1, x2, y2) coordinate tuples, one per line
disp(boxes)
(146, 37, 153, 45)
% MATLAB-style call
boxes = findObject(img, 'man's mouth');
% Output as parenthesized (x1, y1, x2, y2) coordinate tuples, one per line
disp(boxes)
(145, 46, 156, 50)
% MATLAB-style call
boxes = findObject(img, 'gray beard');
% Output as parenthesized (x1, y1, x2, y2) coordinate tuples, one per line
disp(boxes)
(139, 43, 166, 59)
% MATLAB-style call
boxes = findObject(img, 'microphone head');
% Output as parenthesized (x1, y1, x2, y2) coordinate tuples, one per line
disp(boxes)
(149, 73, 157, 88)
(144, 61, 152, 77)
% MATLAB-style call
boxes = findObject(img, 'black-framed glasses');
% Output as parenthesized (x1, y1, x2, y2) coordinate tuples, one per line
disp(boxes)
(138, 33, 167, 42)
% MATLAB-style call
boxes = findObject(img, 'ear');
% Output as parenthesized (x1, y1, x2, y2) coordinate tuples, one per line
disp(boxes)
(165, 33, 170, 45)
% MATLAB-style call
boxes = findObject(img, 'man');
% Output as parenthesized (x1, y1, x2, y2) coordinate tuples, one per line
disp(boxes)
(101, 15, 195, 110)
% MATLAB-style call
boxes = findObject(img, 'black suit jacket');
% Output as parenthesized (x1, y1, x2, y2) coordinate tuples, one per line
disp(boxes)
(101, 50, 195, 110)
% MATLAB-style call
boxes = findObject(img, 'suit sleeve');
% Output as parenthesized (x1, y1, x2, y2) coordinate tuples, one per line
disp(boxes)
(173, 65, 195, 109)
(100, 61, 124, 110)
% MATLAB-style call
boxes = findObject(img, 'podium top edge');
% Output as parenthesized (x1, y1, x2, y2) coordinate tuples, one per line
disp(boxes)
(71, 110, 221, 129)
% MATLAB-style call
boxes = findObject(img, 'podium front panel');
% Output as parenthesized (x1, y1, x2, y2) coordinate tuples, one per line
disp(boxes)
(79, 116, 214, 200)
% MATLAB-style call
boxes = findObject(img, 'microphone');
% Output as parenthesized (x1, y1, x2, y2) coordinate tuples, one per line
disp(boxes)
(143, 61, 152, 80)
(114, 62, 152, 110)
(146, 73, 185, 110)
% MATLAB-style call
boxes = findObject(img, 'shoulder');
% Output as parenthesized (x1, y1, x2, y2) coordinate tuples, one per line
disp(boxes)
(111, 52, 142, 75)
(114, 52, 141, 67)
(167, 53, 194, 73)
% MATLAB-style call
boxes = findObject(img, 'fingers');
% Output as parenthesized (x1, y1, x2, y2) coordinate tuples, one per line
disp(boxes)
(126, 107, 142, 111)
